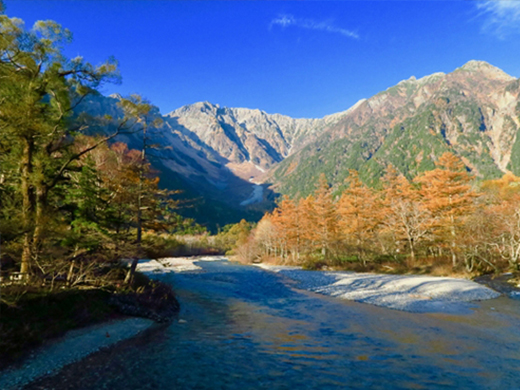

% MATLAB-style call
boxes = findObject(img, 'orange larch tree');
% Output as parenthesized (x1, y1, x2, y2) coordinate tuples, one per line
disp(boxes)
(253, 213, 278, 260)
(269, 207, 286, 261)
(382, 166, 431, 263)
(298, 194, 318, 257)
(481, 173, 520, 269)
(414, 152, 478, 267)
(337, 170, 382, 263)
(277, 195, 304, 264)
(312, 174, 340, 261)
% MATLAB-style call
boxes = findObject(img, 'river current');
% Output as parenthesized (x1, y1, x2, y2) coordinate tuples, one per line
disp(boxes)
(25, 259, 520, 389)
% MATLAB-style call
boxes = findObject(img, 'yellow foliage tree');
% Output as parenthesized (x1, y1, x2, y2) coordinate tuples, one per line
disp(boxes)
(269, 196, 305, 263)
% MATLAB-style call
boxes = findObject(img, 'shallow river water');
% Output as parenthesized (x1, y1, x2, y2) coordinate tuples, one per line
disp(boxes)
(25, 259, 520, 389)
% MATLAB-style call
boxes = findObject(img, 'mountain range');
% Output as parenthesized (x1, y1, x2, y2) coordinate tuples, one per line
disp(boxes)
(80, 60, 520, 229)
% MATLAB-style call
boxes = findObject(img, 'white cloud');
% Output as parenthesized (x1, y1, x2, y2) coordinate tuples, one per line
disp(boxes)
(270, 14, 359, 40)
(477, 0, 520, 38)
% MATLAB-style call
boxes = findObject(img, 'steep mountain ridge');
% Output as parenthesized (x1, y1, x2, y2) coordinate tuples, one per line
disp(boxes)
(77, 60, 520, 226)
(269, 60, 520, 197)
(165, 101, 350, 172)
(75, 94, 352, 228)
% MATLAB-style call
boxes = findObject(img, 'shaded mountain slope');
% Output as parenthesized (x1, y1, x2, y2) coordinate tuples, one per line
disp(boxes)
(74, 95, 348, 229)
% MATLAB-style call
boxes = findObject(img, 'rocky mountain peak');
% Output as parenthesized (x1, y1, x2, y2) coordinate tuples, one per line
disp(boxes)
(108, 93, 123, 100)
(83, 60, 520, 225)
(169, 101, 219, 117)
(458, 60, 514, 81)
(416, 72, 445, 85)
(268, 61, 520, 197)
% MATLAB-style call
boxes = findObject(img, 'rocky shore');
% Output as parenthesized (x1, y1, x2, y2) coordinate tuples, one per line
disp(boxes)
(109, 283, 180, 323)
(257, 264, 502, 313)
(0, 318, 155, 390)
(0, 267, 180, 389)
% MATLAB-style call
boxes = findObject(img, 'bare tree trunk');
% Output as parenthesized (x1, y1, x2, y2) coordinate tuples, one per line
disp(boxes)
(408, 238, 415, 264)
(32, 186, 48, 265)
(137, 183, 142, 244)
(129, 127, 148, 286)
(451, 221, 457, 267)
(449, 198, 458, 267)
(136, 127, 147, 245)
(21, 234, 32, 276)
(20, 137, 35, 278)
(124, 257, 139, 285)
(66, 259, 76, 287)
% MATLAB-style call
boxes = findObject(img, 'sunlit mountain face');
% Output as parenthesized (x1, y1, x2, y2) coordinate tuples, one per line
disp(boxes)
(80, 61, 519, 227)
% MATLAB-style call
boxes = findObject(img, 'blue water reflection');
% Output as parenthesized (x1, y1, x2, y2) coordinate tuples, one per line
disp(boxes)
(24, 259, 520, 389)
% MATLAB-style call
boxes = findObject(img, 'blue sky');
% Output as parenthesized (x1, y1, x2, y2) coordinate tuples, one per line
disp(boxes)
(5, 1, 520, 118)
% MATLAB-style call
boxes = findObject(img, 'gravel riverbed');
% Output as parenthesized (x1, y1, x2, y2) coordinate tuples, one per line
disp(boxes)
(0, 318, 154, 390)
(256, 264, 501, 313)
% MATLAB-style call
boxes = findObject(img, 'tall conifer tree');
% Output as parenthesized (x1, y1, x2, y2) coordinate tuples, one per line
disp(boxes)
(414, 152, 477, 266)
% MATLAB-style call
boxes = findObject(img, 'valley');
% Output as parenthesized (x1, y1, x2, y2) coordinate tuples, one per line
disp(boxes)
(77, 61, 520, 229)
(2, 4, 520, 389)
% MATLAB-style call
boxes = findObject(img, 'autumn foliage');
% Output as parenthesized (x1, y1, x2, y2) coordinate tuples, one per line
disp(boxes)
(239, 153, 519, 274)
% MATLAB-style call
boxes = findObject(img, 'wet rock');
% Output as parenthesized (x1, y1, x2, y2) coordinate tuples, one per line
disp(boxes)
(474, 273, 520, 298)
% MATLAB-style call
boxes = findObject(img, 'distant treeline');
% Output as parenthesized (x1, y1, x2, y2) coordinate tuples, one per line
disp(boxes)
(236, 152, 520, 275)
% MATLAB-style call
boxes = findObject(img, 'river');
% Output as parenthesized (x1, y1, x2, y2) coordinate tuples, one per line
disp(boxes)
(24, 259, 520, 389)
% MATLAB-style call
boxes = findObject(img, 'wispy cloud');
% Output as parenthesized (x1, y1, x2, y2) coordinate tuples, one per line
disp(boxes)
(476, 0, 520, 38)
(270, 14, 359, 40)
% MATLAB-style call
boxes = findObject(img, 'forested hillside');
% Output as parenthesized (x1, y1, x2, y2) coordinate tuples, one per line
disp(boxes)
(2, 12, 520, 280)
(269, 61, 520, 197)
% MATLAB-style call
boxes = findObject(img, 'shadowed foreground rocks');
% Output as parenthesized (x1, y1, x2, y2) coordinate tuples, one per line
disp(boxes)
(0, 277, 179, 368)
(110, 281, 180, 323)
